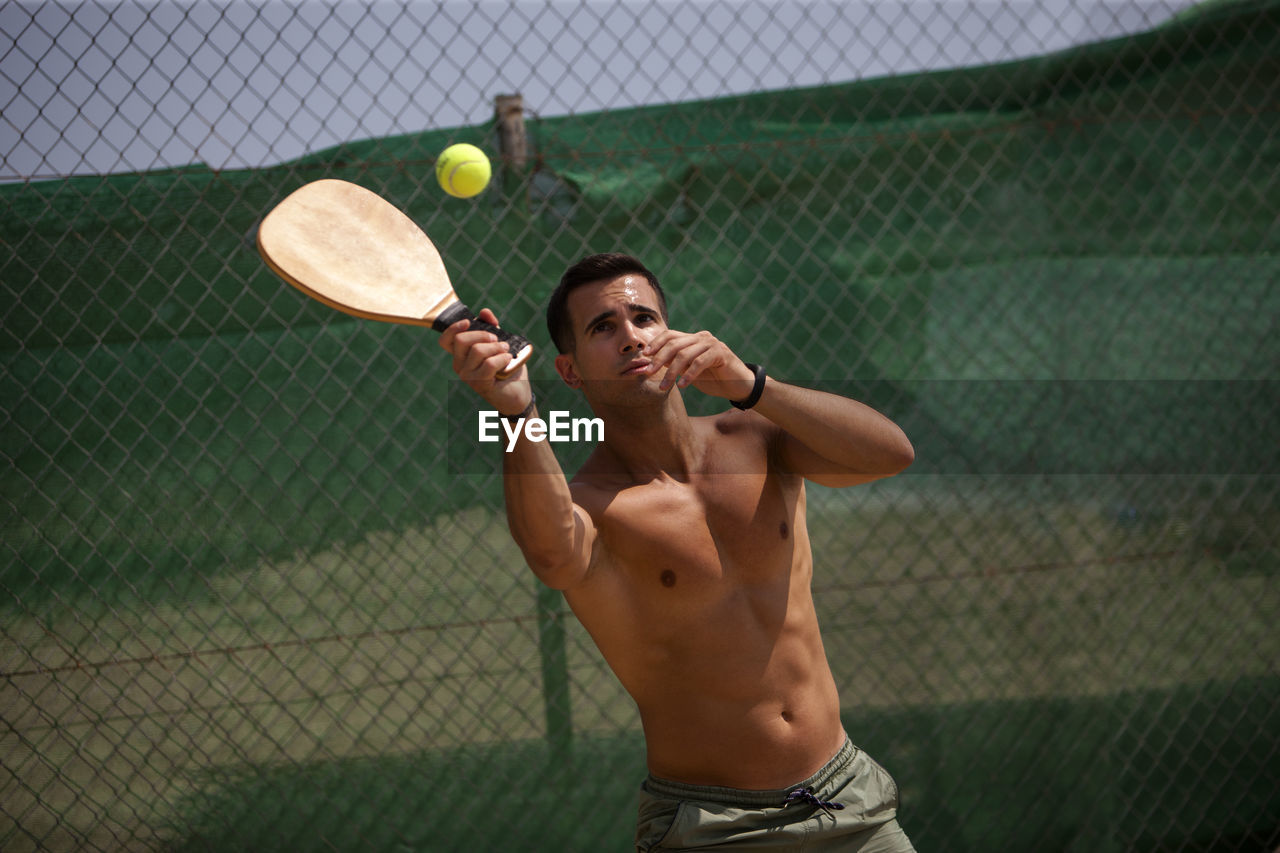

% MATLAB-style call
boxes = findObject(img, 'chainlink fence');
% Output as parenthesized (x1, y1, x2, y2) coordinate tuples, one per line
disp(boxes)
(3, 0, 1279, 850)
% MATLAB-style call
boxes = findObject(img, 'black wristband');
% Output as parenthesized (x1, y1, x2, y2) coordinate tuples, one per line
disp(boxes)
(500, 395, 536, 422)
(730, 363, 766, 410)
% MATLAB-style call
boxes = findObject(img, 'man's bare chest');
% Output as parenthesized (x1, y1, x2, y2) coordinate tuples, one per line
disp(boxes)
(594, 471, 802, 590)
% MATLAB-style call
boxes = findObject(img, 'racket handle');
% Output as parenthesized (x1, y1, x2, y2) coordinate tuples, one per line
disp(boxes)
(432, 301, 533, 377)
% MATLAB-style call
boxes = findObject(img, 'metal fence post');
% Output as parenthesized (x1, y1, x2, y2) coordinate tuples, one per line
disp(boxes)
(536, 583, 573, 765)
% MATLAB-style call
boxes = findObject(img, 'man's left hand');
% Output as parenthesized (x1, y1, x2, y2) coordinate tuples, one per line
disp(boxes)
(642, 329, 757, 401)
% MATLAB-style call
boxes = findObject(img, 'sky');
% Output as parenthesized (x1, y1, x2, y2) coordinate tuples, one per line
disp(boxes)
(2, 0, 1194, 181)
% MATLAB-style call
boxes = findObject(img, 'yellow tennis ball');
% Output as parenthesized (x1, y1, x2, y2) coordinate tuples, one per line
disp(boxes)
(436, 143, 491, 198)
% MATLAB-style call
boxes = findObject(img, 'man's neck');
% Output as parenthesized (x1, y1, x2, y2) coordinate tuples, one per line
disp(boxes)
(594, 391, 701, 482)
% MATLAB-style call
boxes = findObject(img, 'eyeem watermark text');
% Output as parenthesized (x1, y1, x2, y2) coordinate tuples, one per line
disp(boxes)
(478, 410, 604, 452)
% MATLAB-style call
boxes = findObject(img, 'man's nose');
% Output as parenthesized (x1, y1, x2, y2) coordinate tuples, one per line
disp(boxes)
(619, 321, 645, 352)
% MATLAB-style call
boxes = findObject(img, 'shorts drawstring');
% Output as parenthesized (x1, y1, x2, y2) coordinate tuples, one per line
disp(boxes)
(784, 786, 845, 818)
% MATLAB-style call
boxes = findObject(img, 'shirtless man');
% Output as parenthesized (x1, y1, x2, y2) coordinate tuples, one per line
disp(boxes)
(441, 254, 917, 851)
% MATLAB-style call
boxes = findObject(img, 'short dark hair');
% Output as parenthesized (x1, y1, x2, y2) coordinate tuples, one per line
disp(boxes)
(546, 253, 668, 353)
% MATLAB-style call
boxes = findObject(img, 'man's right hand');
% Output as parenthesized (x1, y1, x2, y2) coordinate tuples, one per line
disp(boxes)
(437, 307, 532, 414)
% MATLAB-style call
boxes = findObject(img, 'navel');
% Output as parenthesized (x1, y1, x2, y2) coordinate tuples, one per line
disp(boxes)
(660, 569, 677, 588)
(779, 521, 789, 539)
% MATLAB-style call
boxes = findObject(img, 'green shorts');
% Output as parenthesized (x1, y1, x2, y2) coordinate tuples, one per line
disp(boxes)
(635, 738, 916, 852)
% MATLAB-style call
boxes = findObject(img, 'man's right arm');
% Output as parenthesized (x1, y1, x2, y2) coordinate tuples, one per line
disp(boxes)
(500, 409, 597, 589)
(438, 310, 596, 590)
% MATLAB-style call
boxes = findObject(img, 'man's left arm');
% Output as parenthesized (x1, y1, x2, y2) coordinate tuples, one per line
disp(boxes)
(752, 378, 914, 487)
(642, 328, 914, 487)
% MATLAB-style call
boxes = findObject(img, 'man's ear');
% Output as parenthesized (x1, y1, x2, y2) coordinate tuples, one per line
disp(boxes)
(554, 353, 583, 389)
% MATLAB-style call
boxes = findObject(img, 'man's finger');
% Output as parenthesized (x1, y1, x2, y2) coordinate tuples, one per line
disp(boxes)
(641, 329, 683, 357)
(460, 340, 508, 375)
(482, 351, 516, 376)
(438, 317, 471, 351)
(674, 349, 722, 387)
(644, 331, 699, 371)
(659, 339, 718, 388)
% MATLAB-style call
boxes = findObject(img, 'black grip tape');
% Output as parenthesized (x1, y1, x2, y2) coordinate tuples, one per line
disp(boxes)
(432, 301, 531, 359)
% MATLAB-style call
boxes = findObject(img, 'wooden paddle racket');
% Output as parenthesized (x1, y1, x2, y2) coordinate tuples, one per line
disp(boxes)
(257, 179, 532, 377)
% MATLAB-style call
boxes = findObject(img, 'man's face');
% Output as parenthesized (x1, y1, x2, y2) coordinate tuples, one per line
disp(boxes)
(554, 274, 669, 401)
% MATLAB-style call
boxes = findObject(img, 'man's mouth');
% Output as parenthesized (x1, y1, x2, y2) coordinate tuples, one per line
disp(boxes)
(621, 359, 651, 375)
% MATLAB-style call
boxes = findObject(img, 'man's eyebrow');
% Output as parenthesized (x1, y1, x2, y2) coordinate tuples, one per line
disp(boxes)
(582, 308, 616, 336)
(582, 303, 661, 335)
